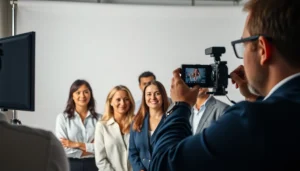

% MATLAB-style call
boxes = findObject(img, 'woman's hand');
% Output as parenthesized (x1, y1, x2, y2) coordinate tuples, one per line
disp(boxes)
(60, 138, 79, 148)
(81, 151, 93, 157)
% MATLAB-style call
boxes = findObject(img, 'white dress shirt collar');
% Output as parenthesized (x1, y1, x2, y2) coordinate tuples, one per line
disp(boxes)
(264, 73, 300, 100)
(74, 110, 92, 118)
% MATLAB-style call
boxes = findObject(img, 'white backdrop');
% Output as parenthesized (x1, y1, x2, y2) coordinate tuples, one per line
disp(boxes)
(16, 1, 246, 133)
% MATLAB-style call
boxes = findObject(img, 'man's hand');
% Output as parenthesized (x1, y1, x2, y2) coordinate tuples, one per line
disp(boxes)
(230, 65, 258, 102)
(170, 68, 199, 106)
(60, 138, 79, 148)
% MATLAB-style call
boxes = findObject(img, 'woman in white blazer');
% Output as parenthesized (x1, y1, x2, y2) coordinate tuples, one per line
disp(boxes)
(94, 85, 135, 171)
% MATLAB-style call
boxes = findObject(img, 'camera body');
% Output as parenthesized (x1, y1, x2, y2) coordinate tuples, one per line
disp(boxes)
(181, 47, 229, 96)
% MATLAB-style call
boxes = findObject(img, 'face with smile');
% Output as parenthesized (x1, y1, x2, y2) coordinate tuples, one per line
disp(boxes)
(72, 84, 91, 108)
(111, 90, 131, 116)
(145, 84, 163, 110)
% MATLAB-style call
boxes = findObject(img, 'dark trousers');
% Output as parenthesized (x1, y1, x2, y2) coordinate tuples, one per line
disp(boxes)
(68, 158, 98, 171)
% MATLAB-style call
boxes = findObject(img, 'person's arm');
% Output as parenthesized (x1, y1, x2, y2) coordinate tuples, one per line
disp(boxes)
(149, 68, 250, 171)
(150, 103, 250, 171)
(150, 105, 192, 171)
(94, 122, 115, 171)
(47, 132, 70, 171)
(128, 126, 146, 171)
(55, 114, 83, 158)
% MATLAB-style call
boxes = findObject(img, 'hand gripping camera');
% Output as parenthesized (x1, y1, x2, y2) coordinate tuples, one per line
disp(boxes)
(181, 47, 229, 96)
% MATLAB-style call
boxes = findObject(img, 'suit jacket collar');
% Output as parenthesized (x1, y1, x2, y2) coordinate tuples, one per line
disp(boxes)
(264, 73, 300, 100)
(266, 74, 300, 101)
(190, 96, 215, 125)
(106, 117, 115, 125)
(142, 113, 151, 152)
(195, 96, 216, 133)
(150, 114, 166, 147)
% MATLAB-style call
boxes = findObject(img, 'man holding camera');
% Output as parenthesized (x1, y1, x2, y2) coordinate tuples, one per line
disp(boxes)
(149, 0, 300, 170)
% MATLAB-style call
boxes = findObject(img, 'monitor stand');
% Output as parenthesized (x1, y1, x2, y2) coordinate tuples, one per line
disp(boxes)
(11, 110, 22, 125)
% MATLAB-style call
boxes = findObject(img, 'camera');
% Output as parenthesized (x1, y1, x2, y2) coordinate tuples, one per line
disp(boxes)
(181, 47, 229, 96)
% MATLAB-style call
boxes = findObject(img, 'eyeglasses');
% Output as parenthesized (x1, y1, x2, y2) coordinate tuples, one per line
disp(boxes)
(231, 35, 272, 59)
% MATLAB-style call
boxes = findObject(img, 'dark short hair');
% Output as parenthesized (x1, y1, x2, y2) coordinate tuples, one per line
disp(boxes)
(138, 71, 156, 84)
(244, 0, 300, 67)
(64, 79, 97, 119)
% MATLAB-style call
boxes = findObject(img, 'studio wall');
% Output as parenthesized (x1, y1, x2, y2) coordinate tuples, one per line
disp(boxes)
(16, 1, 246, 132)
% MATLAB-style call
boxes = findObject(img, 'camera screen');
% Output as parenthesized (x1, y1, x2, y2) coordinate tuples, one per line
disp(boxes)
(184, 67, 206, 84)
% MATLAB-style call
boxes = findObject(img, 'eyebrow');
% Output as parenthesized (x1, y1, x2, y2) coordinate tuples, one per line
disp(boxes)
(77, 89, 89, 92)
(146, 91, 160, 93)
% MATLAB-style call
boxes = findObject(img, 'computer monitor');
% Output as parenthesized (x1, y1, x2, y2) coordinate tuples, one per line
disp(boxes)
(0, 32, 35, 111)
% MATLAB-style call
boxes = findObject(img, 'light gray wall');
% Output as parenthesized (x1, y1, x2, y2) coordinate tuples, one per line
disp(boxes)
(16, 1, 246, 133)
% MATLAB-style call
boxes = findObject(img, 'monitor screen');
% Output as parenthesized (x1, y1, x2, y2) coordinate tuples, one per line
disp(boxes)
(0, 32, 35, 111)
(184, 67, 207, 84)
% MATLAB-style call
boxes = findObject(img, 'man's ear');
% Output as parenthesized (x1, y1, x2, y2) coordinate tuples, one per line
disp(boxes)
(258, 36, 272, 65)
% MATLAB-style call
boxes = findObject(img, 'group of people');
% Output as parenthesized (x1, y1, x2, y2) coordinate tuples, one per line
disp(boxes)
(55, 71, 228, 171)
(1, 0, 300, 170)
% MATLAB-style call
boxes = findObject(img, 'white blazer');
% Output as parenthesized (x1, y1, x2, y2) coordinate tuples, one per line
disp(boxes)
(94, 117, 132, 171)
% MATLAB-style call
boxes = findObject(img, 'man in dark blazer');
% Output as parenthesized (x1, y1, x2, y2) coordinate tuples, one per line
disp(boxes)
(190, 88, 229, 134)
(149, 0, 300, 171)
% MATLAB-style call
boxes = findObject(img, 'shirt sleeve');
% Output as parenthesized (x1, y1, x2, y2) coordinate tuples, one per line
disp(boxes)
(85, 143, 94, 153)
(94, 122, 115, 171)
(55, 113, 83, 158)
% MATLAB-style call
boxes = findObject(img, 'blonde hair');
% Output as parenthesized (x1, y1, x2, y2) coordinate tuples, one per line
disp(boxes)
(101, 85, 135, 134)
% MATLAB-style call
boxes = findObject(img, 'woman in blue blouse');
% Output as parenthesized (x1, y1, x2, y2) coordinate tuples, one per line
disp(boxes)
(55, 79, 101, 171)
(129, 80, 170, 171)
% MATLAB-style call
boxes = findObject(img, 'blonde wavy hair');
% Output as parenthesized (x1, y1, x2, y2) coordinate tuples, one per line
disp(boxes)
(101, 85, 135, 134)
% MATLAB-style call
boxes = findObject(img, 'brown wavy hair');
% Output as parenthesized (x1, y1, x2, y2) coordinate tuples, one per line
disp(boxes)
(133, 80, 169, 132)
(64, 79, 97, 119)
(101, 85, 135, 134)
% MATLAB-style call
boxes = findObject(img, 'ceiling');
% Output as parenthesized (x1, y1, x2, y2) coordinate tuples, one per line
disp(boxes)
(18, 0, 247, 6)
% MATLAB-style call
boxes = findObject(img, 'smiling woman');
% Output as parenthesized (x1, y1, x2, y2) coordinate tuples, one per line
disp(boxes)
(94, 85, 135, 171)
(55, 79, 102, 171)
(129, 80, 170, 171)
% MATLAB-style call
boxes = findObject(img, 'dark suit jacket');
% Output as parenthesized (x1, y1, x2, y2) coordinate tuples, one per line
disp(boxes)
(190, 96, 229, 134)
(149, 75, 300, 171)
(129, 113, 164, 171)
